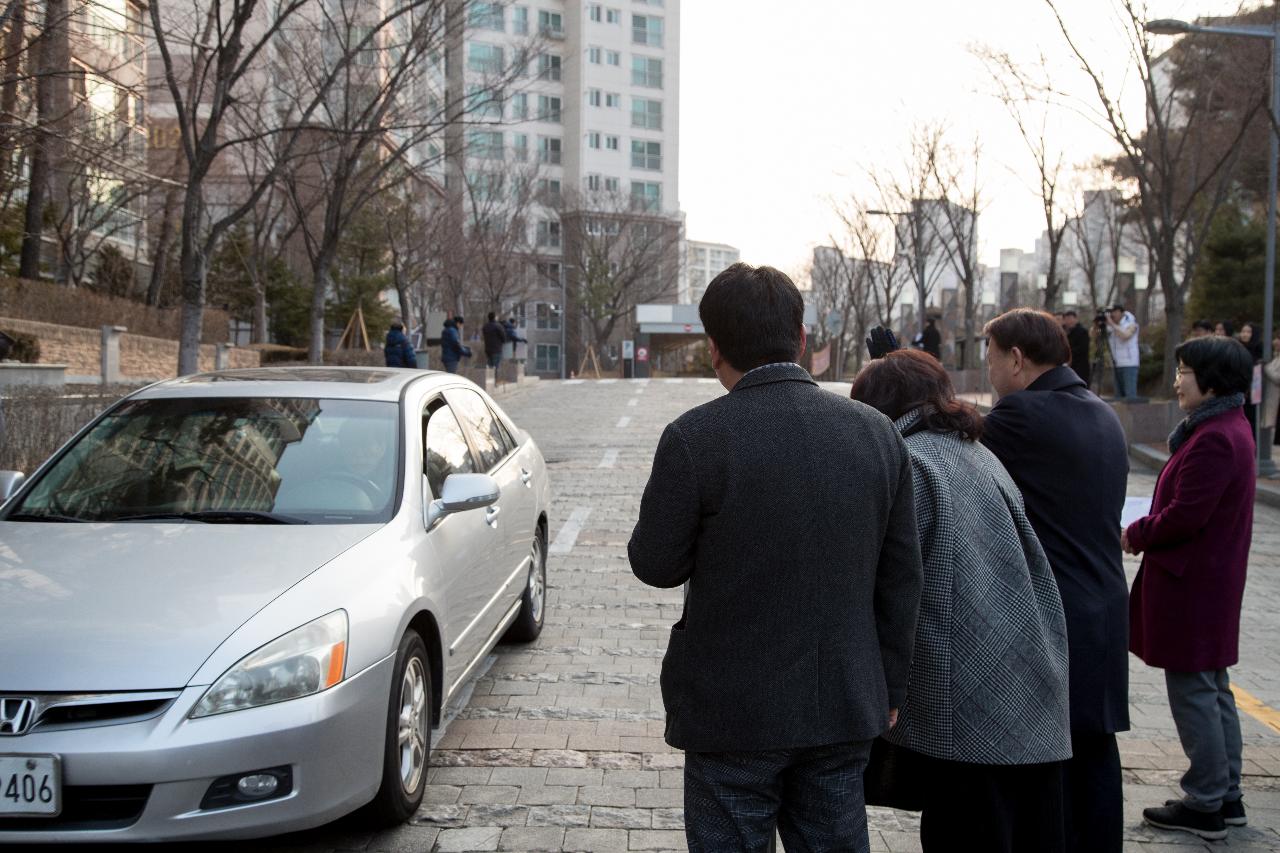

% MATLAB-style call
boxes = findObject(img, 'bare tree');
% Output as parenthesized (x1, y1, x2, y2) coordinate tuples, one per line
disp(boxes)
(931, 137, 985, 368)
(867, 124, 951, 338)
(974, 47, 1071, 310)
(555, 188, 683, 370)
(148, 0, 402, 373)
(1042, 0, 1266, 366)
(833, 199, 911, 333)
(808, 244, 873, 378)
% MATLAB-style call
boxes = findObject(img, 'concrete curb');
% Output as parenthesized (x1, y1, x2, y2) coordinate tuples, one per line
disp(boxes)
(1130, 443, 1280, 510)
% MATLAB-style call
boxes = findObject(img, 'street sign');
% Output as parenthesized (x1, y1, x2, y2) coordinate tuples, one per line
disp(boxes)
(622, 340, 634, 360)
(636, 347, 649, 362)
(825, 310, 842, 336)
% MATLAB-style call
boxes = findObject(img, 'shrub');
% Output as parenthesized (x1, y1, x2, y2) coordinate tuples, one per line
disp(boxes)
(0, 329, 40, 363)
(0, 276, 229, 342)
(0, 385, 133, 473)
(324, 348, 384, 367)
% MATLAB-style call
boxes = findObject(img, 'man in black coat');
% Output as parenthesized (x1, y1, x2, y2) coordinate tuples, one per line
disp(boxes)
(980, 308, 1130, 853)
(481, 312, 507, 369)
(1062, 310, 1091, 387)
(629, 263, 923, 853)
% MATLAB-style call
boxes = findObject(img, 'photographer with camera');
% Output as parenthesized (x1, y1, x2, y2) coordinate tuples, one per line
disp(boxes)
(1105, 304, 1141, 399)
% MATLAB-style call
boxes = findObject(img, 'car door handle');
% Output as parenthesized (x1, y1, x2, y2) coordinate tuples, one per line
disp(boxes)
(485, 506, 501, 527)
(520, 468, 533, 487)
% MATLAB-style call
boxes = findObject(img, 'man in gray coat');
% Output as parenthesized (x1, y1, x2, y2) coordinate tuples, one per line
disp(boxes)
(628, 263, 923, 852)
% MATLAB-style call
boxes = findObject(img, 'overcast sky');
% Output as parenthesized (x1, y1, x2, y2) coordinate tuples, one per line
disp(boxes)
(677, 0, 1251, 277)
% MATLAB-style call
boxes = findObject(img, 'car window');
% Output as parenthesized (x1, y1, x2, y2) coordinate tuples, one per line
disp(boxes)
(448, 389, 508, 471)
(423, 402, 475, 498)
(8, 397, 399, 524)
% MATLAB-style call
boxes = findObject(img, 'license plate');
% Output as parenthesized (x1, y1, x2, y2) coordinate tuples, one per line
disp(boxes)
(0, 754, 61, 817)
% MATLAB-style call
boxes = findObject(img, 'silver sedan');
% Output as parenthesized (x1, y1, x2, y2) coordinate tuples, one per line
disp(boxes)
(0, 367, 551, 842)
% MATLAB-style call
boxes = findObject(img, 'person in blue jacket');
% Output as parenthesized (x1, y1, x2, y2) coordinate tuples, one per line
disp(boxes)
(441, 316, 472, 373)
(383, 321, 417, 368)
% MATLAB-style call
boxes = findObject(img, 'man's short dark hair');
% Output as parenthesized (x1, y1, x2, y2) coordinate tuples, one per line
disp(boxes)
(699, 263, 804, 371)
(1175, 336, 1253, 397)
(488, 312, 496, 322)
(983, 308, 1070, 367)
(454, 315, 465, 324)
(390, 320, 404, 331)
(1062, 310, 1078, 318)
(1192, 319, 1214, 333)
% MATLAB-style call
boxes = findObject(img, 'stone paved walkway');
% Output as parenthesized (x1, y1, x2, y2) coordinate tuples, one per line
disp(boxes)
(247, 378, 1279, 852)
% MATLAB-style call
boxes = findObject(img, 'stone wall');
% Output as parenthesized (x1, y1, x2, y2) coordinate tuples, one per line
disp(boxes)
(0, 316, 259, 380)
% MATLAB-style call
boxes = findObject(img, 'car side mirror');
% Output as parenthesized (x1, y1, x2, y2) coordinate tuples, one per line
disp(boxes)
(0, 471, 25, 503)
(425, 473, 500, 529)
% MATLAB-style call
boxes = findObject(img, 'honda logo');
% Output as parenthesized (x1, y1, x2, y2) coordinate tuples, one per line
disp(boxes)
(0, 697, 35, 735)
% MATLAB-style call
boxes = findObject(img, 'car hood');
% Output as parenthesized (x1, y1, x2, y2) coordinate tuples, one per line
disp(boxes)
(0, 522, 377, 692)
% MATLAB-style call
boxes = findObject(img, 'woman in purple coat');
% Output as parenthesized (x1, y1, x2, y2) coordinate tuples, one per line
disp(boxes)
(1124, 335, 1256, 841)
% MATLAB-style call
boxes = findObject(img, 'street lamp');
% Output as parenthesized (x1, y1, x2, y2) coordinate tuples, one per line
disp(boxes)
(868, 206, 928, 344)
(1144, 15, 1279, 476)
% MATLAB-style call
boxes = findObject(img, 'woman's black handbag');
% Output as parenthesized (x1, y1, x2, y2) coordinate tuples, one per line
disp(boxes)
(863, 737, 928, 811)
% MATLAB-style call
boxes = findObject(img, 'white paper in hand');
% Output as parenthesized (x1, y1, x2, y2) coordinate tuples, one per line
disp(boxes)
(1121, 496, 1153, 529)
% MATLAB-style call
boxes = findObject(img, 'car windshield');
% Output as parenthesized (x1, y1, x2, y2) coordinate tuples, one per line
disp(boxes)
(7, 397, 400, 524)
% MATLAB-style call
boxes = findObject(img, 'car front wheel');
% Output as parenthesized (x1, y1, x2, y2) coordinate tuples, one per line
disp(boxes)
(504, 527, 546, 642)
(367, 630, 431, 826)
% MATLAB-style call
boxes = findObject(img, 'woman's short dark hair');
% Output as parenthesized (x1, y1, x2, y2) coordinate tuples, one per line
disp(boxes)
(699, 263, 804, 372)
(1175, 336, 1253, 396)
(983, 308, 1070, 367)
(850, 349, 983, 441)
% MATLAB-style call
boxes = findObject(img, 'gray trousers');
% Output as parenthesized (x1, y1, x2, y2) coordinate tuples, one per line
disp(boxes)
(1165, 668, 1243, 812)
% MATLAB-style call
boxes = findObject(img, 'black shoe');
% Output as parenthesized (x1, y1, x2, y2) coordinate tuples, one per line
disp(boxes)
(1221, 799, 1247, 827)
(1144, 802, 1227, 840)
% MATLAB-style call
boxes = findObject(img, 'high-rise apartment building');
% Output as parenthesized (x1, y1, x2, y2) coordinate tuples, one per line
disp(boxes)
(685, 240, 739, 304)
(459, 0, 681, 376)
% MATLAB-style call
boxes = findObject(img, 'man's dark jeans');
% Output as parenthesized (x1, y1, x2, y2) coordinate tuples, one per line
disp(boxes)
(684, 740, 873, 853)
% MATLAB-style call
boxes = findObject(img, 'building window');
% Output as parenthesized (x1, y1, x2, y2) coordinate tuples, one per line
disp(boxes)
(632, 14, 663, 46)
(605, 92, 621, 108)
(588, 89, 602, 107)
(536, 262, 562, 284)
(468, 2, 504, 31)
(605, 135, 619, 151)
(631, 139, 661, 170)
(538, 10, 563, 37)
(606, 8, 621, 23)
(535, 344, 561, 373)
(510, 92, 529, 120)
(467, 171, 505, 203)
(535, 302, 563, 330)
(512, 133, 529, 161)
(604, 176, 620, 192)
(631, 97, 662, 129)
(588, 46, 602, 64)
(589, 4, 602, 22)
(512, 6, 529, 34)
(467, 84, 503, 120)
(631, 56, 663, 88)
(538, 95, 561, 122)
(538, 178, 562, 202)
(606, 49, 621, 66)
(538, 136, 562, 164)
(468, 43, 504, 74)
(587, 131, 601, 149)
(586, 173, 602, 191)
(538, 53, 562, 81)
(468, 130, 505, 160)
(631, 180, 661, 210)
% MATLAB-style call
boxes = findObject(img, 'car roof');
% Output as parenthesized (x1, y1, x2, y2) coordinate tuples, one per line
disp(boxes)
(133, 367, 455, 403)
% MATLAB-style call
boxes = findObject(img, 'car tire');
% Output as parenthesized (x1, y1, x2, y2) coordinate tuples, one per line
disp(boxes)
(366, 630, 431, 827)
(504, 526, 547, 642)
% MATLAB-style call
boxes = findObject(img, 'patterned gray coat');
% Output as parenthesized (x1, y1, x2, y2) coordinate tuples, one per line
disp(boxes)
(884, 409, 1072, 765)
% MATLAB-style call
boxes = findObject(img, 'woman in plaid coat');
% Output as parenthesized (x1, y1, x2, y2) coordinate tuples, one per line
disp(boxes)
(851, 349, 1071, 852)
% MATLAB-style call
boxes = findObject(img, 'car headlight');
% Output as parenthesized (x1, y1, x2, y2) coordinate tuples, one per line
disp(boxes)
(191, 611, 348, 718)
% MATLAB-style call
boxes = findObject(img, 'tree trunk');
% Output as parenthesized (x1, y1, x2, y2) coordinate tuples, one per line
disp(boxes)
(963, 274, 977, 369)
(0, 0, 27, 190)
(253, 283, 269, 345)
(19, 0, 68, 280)
(1160, 253, 1182, 376)
(308, 252, 335, 364)
(177, 184, 208, 375)
(147, 186, 179, 305)
(396, 276, 414, 331)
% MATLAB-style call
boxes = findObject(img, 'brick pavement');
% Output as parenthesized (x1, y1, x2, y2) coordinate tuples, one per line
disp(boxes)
(251, 378, 1279, 852)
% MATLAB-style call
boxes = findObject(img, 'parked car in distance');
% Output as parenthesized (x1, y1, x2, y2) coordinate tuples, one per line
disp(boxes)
(0, 367, 550, 842)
